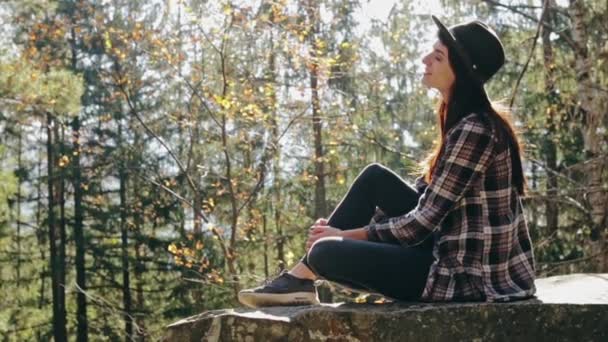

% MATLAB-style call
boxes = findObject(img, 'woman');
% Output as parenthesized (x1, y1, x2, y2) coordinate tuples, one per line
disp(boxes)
(238, 15, 536, 308)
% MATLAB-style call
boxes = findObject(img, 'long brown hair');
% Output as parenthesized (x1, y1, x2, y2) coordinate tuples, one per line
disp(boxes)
(416, 34, 528, 196)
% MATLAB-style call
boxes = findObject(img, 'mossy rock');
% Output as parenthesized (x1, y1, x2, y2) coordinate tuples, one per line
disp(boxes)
(164, 273, 608, 341)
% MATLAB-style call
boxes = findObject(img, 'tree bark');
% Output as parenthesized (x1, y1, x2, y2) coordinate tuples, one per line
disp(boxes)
(306, 0, 328, 220)
(16, 126, 22, 285)
(71, 114, 88, 342)
(265, 20, 285, 272)
(569, 0, 608, 272)
(47, 112, 67, 342)
(134, 194, 146, 341)
(305, 0, 331, 302)
(68, 13, 89, 341)
(118, 121, 133, 340)
(541, 0, 559, 236)
(56, 121, 68, 341)
(36, 152, 46, 341)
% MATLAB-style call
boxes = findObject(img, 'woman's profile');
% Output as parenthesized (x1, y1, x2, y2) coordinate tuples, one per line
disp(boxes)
(238, 15, 536, 307)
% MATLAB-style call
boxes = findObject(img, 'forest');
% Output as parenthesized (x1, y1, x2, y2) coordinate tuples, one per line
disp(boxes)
(0, 0, 606, 340)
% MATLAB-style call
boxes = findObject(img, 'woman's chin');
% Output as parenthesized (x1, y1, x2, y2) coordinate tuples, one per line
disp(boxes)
(421, 76, 431, 87)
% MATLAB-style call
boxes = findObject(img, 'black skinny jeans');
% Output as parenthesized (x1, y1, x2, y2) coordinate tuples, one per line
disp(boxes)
(302, 163, 435, 301)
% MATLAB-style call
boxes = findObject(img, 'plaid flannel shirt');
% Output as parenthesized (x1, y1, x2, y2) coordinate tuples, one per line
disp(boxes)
(365, 113, 536, 302)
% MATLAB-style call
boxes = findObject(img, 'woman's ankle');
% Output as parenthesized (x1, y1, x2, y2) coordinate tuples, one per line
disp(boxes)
(288, 262, 317, 281)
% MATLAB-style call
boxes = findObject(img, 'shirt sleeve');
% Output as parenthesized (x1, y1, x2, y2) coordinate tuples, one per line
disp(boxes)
(365, 116, 496, 246)
(369, 207, 387, 224)
(414, 175, 429, 194)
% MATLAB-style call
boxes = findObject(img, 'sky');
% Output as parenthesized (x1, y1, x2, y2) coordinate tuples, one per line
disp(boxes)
(357, 0, 443, 23)
(354, 0, 442, 61)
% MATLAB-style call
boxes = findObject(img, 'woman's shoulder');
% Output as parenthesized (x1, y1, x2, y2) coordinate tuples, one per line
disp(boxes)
(448, 112, 497, 140)
(462, 112, 495, 129)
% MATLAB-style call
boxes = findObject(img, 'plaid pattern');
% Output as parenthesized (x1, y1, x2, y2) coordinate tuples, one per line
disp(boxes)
(365, 113, 536, 302)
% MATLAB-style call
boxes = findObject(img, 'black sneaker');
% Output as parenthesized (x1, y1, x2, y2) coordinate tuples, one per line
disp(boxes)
(238, 270, 320, 308)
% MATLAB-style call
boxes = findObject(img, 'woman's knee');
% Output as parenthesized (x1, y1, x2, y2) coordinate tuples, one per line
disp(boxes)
(360, 163, 388, 180)
(363, 162, 385, 173)
(306, 237, 342, 276)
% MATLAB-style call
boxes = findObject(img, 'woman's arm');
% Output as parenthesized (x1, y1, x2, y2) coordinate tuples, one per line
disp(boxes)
(341, 228, 368, 241)
(307, 226, 367, 251)
(364, 115, 496, 247)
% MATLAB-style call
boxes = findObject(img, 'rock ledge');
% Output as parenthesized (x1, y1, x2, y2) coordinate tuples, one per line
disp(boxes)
(164, 273, 608, 342)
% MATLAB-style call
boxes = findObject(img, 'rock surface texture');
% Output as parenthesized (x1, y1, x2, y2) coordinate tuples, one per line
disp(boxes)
(164, 273, 608, 341)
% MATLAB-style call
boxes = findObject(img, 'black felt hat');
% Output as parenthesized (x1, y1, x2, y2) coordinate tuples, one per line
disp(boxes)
(431, 15, 505, 85)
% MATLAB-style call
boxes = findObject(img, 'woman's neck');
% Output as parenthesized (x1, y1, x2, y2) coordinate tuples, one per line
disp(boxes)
(440, 90, 450, 103)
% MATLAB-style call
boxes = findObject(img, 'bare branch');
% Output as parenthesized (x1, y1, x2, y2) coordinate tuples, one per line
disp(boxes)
(481, 0, 577, 50)
(509, 0, 548, 109)
(111, 60, 210, 223)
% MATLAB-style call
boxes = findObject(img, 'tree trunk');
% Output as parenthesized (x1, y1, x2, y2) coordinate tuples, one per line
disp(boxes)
(36, 153, 45, 341)
(569, 0, 608, 272)
(134, 239, 146, 341)
(305, 0, 331, 303)
(72, 115, 88, 342)
(541, 0, 559, 236)
(118, 122, 133, 340)
(223, 121, 240, 297)
(262, 214, 269, 277)
(69, 20, 89, 341)
(306, 0, 327, 220)
(16, 126, 22, 285)
(56, 121, 68, 341)
(262, 21, 285, 273)
(193, 187, 203, 234)
(220, 60, 240, 297)
(47, 112, 67, 342)
(134, 195, 146, 341)
(531, 162, 539, 229)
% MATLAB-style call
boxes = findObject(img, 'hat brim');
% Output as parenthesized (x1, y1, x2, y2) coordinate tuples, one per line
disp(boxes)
(431, 15, 483, 86)
(431, 15, 457, 48)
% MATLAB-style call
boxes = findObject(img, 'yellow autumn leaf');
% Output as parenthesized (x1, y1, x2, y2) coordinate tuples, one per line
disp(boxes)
(58, 155, 70, 167)
(185, 248, 196, 257)
(374, 298, 387, 304)
(104, 31, 112, 49)
(168, 243, 178, 254)
(222, 4, 232, 15)
(354, 294, 369, 303)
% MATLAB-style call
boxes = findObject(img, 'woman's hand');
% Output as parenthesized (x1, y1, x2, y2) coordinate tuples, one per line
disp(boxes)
(306, 220, 343, 252)
(313, 218, 328, 226)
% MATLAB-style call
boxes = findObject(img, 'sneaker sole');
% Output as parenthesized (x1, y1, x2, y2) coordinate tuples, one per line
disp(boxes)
(238, 291, 320, 308)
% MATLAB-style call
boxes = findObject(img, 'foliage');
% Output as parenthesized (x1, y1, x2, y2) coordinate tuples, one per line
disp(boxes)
(0, 0, 607, 340)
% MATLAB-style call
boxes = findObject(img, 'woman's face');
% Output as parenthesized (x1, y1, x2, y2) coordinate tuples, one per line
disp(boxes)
(421, 41, 456, 96)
